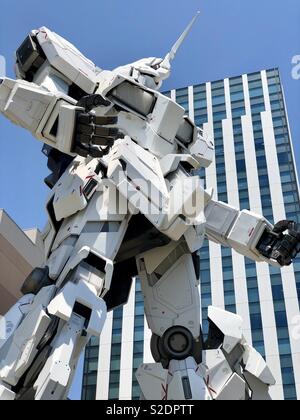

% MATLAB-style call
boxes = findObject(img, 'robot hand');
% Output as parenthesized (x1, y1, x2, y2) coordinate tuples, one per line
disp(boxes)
(131, 57, 171, 89)
(114, 57, 171, 90)
(257, 220, 300, 266)
(73, 94, 123, 158)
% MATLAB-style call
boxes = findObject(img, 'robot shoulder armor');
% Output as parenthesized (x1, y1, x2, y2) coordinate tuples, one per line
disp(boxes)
(36, 28, 98, 94)
(16, 28, 99, 94)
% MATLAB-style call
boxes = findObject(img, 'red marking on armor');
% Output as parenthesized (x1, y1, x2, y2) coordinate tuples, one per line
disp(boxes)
(39, 30, 48, 39)
(80, 186, 83, 196)
(205, 375, 217, 395)
(85, 175, 95, 180)
(249, 227, 255, 237)
(161, 383, 168, 400)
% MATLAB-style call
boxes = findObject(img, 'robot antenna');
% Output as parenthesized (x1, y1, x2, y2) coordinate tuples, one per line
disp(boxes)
(161, 11, 201, 67)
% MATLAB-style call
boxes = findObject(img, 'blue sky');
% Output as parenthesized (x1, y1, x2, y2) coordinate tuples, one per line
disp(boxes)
(0, 0, 299, 399)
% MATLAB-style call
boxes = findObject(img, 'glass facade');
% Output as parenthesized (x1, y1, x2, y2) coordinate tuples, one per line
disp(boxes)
(176, 87, 189, 114)
(82, 69, 300, 400)
(266, 68, 299, 400)
(108, 307, 124, 400)
(194, 84, 208, 127)
(132, 280, 144, 400)
(211, 80, 236, 313)
(199, 239, 212, 338)
(81, 336, 100, 400)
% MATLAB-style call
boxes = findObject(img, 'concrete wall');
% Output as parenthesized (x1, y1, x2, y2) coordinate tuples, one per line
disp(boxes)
(0, 210, 44, 314)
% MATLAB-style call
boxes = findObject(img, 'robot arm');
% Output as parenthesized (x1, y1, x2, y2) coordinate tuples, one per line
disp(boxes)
(0, 28, 121, 157)
(204, 199, 300, 267)
(0, 78, 119, 157)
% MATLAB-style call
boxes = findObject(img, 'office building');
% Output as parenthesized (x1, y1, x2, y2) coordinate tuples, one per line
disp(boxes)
(0, 209, 44, 314)
(82, 68, 300, 400)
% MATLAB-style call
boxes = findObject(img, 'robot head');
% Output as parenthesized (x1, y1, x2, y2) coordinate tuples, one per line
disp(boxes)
(113, 12, 200, 91)
(129, 57, 171, 90)
(137, 12, 200, 89)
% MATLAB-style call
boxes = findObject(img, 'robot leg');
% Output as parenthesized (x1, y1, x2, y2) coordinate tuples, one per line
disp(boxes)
(0, 293, 35, 399)
(199, 306, 275, 400)
(137, 358, 212, 401)
(33, 264, 107, 400)
(0, 180, 131, 400)
(0, 286, 56, 400)
(0, 293, 35, 351)
(0, 262, 107, 400)
(30, 201, 131, 400)
(135, 241, 211, 400)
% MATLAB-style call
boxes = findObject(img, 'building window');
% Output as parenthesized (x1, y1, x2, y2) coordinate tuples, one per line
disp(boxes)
(176, 87, 189, 114)
(199, 240, 212, 338)
(270, 268, 297, 399)
(245, 258, 266, 357)
(132, 279, 145, 400)
(107, 307, 124, 400)
(81, 336, 100, 400)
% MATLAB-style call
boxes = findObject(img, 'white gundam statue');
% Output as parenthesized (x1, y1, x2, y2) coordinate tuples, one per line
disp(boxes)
(0, 13, 300, 401)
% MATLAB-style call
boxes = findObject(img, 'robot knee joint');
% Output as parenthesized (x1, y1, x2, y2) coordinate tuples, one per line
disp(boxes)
(151, 326, 203, 369)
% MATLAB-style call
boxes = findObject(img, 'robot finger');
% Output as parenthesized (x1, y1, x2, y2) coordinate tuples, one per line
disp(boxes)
(91, 136, 115, 147)
(94, 116, 118, 126)
(273, 220, 291, 235)
(76, 133, 116, 147)
(292, 224, 300, 241)
(77, 113, 118, 126)
(74, 142, 105, 158)
(77, 124, 119, 138)
(77, 94, 111, 112)
(93, 126, 120, 138)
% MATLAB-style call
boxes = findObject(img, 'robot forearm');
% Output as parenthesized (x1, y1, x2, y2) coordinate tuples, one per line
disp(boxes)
(204, 199, 275, 264)
(204, 199, 300, 267)
(0, 77, 78, 155)
(0, 78, 121, 157)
